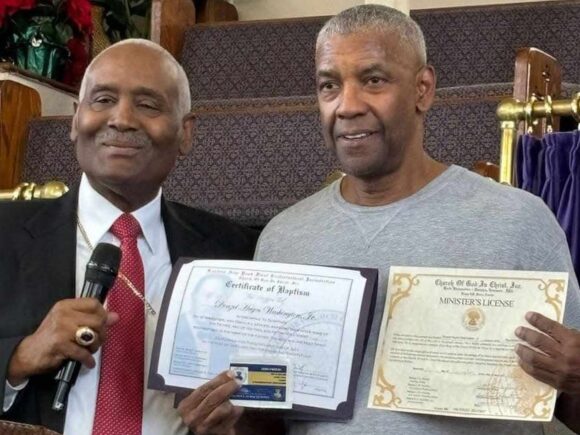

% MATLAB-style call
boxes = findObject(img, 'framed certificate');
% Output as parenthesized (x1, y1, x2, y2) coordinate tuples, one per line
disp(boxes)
(149, 259, 377, 420)
(368, 266, 569, 421)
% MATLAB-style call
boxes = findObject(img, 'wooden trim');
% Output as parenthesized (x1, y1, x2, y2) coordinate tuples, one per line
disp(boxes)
(0, 63, 78, 96)
(473, 161, 500, 181)
(188, 93, 508, 116)
(195, 0, 238, 23)
(513, 48, 562, 101)
(191, 102, 319, 116)
(188, 15, 330, 30)
(0, 81, 41, 189)
(432, 94, 505, 105)
(513, 47, 562, 136)
(150, 0, 196, 60)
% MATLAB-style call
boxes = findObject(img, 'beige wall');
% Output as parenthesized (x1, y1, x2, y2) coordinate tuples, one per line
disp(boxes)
(231, 0, 558, 20)
(232, 0, 408, 21)
(412, 0, 557, 9)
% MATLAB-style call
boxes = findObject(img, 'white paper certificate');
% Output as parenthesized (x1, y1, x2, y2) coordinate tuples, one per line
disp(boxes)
(368, 266, 568, 421)
(156, 260, 368, 411)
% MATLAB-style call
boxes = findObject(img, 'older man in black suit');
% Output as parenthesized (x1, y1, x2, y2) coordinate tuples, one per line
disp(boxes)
(0, 39, 257, 435)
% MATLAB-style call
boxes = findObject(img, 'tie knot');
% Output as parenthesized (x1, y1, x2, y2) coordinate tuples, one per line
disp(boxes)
(111, 213, 142, 240)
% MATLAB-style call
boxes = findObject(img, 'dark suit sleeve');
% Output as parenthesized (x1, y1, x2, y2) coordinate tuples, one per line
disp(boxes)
(0, 203, 31, 415)
(0, 199, 75, 430)
(0, 336, 27, 413)
(0, 207, 30, 417)
(162, 200, 261, 261)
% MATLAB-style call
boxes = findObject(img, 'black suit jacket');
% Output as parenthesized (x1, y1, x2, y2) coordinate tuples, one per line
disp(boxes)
(0, 188, 259, 432)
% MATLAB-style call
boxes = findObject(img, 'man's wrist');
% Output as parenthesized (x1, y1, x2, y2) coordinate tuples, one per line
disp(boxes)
(7, 337, 32, 385)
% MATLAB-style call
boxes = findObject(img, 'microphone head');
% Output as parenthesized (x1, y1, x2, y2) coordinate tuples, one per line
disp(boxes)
(85, 243, 121, 286)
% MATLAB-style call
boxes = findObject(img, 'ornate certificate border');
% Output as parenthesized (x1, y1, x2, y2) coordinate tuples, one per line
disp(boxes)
(368, 267, 568, 421)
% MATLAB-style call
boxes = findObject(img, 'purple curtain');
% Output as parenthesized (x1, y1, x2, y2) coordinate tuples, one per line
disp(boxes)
(541, 133, 575, 212)
(557, 131, 580, 272)
(516, 134, 545, 196)
(517, 130, 580, 274)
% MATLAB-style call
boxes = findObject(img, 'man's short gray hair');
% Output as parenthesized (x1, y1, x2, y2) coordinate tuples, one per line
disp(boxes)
(78, 39, 191, 117)
(317, 4, 427, 65)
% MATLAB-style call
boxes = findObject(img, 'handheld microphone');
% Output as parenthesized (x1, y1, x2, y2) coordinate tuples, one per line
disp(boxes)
(52, 243, 121, 412)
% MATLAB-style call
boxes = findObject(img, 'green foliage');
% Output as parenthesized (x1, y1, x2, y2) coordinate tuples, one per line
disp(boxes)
(91, 0, 150, 42)
(7, 1, 72, 46)
(0, 0, 92, 80)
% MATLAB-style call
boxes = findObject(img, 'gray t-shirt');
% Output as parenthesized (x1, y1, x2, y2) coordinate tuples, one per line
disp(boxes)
(255, 165, 580, 435)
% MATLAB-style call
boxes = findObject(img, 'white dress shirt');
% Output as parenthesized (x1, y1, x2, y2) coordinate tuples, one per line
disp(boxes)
(4, 174, 188, 435)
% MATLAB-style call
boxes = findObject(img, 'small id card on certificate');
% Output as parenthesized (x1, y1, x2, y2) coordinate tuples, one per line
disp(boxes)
(230, 357, 293, 409)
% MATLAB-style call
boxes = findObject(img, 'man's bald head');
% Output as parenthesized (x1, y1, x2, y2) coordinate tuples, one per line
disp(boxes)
(317, 4, 427, 67)
(79, 39, 191, 117)
(73, 38, 196, 212)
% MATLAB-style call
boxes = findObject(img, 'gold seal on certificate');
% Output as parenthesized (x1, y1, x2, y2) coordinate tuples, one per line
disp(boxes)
(368, 266, 569, 421)
(462, 306, 485, 331)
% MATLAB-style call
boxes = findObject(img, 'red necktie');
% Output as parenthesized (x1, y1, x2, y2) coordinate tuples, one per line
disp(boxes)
(93, 213, 145, 435)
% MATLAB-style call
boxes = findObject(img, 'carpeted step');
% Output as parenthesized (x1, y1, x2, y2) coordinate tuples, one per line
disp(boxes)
(411, 0, 580, 88)
(179, 1, 579, 105)
(22, 96, 505, 227)
(22, 117, 81, 189)
(164, 105, 333, 227)
(180, 17, 327, 102)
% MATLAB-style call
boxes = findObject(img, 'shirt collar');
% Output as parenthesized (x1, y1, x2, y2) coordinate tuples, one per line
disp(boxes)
(77, 174, 163, 254)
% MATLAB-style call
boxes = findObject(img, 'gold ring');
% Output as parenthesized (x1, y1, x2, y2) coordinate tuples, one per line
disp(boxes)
(75, 326, 96, 347)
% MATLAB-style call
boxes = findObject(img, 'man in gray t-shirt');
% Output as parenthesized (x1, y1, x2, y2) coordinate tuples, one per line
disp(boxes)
(256, 165, 580, 435)
(253, 4, 580, 435)
(189, 5, 580, 434)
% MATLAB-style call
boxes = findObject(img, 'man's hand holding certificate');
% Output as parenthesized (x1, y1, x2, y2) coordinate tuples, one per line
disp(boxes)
(369, 266, 569, 422)
(149, 259, 377, 419)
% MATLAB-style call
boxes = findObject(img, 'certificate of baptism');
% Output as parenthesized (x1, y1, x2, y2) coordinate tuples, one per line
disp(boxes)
(368, 266, 569, 421)
(149, 259, 377, 419)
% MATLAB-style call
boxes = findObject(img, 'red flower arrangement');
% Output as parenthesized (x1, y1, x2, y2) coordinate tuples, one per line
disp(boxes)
(65, 0, 92, 34)
(0, 0, 37, 27)
(0, 0, 93, 86)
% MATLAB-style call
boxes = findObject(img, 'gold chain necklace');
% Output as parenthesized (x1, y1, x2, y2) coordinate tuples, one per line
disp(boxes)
(76, 216, 157, 316)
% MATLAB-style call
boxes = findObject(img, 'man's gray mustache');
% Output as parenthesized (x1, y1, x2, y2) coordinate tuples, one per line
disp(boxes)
(96, 129, 152, 148)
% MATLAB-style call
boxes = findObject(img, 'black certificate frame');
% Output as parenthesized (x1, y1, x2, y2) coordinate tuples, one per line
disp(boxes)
(148, 258, 378, 421)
